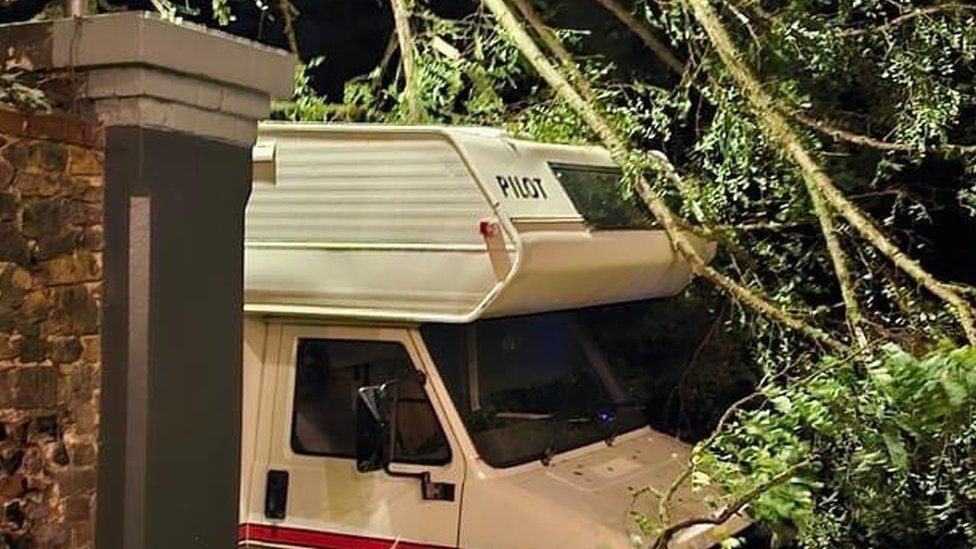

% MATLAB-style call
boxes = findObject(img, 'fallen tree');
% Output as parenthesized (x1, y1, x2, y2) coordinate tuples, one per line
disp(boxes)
(476, 1, 976, 546)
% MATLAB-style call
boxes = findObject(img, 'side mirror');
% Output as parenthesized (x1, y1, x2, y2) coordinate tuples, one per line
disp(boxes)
(356, 382, 396, 473)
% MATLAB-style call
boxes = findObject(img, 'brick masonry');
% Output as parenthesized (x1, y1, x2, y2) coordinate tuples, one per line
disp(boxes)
(0, 109, 102, 549)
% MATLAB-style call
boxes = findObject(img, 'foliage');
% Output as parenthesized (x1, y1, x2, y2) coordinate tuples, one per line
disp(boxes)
(697, 345, 976, 547)
(137, 0, 235, 25)
(963, 184, 976, 218)
(0, 71, 49, 112)
(272, 57, 343, 121)
(211, 0, 233, 25)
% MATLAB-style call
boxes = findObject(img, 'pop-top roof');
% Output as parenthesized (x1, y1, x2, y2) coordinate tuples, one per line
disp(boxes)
(244, 123, 713, 322)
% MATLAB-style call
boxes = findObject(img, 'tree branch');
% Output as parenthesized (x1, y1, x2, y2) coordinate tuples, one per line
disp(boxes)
(712, 221, 811, 232)
(390, 0, 423, 122)
(509, 0, 599, 102)
(481, 0, 848, 354)
(592, 0, 686, 76)
(809, 180, 867, 346)
(682, 0, 867, 347)
(790, 109, 976, 155)
(512, 1, 713, 224)
(371, 32, 401, 91)
(650, 340, 862, 537)
(650, 459, 814, 549)
(647, 151, 709, 223)
(594, 0, 976, 159)
(655, 387, 763, 527)
(685, 0, 976, 347)
(947, 283, 976, 299)
(590, 2, 959, 343)
(839, 4, 976, 38)
(277, 0, 299, 54)
(588, 0, 964, 349)
(651, 345, 814, 527)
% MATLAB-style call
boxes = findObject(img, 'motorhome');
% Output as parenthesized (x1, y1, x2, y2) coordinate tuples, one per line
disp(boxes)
(239, 123, 746, 548)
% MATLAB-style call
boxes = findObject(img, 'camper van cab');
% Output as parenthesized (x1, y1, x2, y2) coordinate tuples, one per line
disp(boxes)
(239, 124, 746, 548)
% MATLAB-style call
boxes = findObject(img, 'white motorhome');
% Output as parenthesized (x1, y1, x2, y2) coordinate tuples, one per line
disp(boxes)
(239, 123, 746, 549)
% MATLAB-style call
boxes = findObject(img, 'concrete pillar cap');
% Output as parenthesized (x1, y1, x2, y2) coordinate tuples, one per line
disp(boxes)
(1, 12, 296, 145)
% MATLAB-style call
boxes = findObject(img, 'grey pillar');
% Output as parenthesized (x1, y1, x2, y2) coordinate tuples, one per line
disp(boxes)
(1, 13, 294, 549)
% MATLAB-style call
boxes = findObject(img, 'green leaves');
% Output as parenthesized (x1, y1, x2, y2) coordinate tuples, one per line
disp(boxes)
(0, 71, 49, 113)
(212, 0, 233, 26)
(700, 345, 976, 546)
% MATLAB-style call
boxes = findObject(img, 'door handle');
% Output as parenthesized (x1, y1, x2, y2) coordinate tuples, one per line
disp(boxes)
(264, 469, 289, 519)
(422, 477, 456, 502)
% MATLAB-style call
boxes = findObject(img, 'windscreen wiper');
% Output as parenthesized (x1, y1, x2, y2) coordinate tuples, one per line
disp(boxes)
(540, 414, 598, 466)
(540, 400, 646, 465)
(494, 411, 553, 421)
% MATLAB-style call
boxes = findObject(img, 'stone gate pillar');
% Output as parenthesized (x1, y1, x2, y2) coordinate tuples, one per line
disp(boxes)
(1, 13, 294, 549)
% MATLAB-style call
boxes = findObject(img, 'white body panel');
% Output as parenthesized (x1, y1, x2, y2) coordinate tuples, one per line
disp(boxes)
(240, 321, 745, 549)
(457, 428, 737, 549)
(244, 124, 713, 322)
(266, 325, 463, 546)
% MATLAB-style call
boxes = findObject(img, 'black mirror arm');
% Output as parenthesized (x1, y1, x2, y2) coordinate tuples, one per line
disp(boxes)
(357, 372, 454, 501)
(377, 379, 419, 481)
(382, 465, 455, 502)
(381, 373, 453, 501)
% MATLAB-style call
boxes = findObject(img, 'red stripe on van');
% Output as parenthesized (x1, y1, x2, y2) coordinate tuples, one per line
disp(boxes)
(238, 523, 453, 549)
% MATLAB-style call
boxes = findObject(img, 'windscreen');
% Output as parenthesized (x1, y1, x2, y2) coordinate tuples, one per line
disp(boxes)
(421, 299, 711, 468)
(549, 162, 656, 230)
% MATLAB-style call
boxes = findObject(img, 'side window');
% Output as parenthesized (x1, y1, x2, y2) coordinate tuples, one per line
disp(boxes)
(290, 338, 451, 465)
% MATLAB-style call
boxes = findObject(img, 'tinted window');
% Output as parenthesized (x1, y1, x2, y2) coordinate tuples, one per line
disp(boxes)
(291, 339, 450, 465)
(549, 163, 656, 230)
(422, 299, 711, 468)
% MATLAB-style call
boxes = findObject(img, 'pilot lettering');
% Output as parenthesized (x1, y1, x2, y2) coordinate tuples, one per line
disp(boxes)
(495, 175, 548, 199)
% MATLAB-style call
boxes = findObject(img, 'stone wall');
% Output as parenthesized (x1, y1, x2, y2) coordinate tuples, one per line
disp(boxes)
(0, 109, 103, 548)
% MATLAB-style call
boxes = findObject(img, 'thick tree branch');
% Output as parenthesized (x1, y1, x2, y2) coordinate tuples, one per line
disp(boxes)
(593, 3, 962, 331)
(592, 0, 952, 348)
(501, 1, 748, 283)
(808, 181, 867, 346)
(509, 0, 599, 102)
(592, 0, 686, 76)
(685, 0, 976, 346)
(277, 0, 299, 54)
(677, 1, 867, 346)
(390, 0, 423, 122)
(647, 151, 708, 223)
(512, 0, 712, 224)
(948, 283, 976, 299)
(482, 0, 847, 353)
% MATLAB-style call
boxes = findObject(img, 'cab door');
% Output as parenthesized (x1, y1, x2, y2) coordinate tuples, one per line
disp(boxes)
(243, 324, 464, 548)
